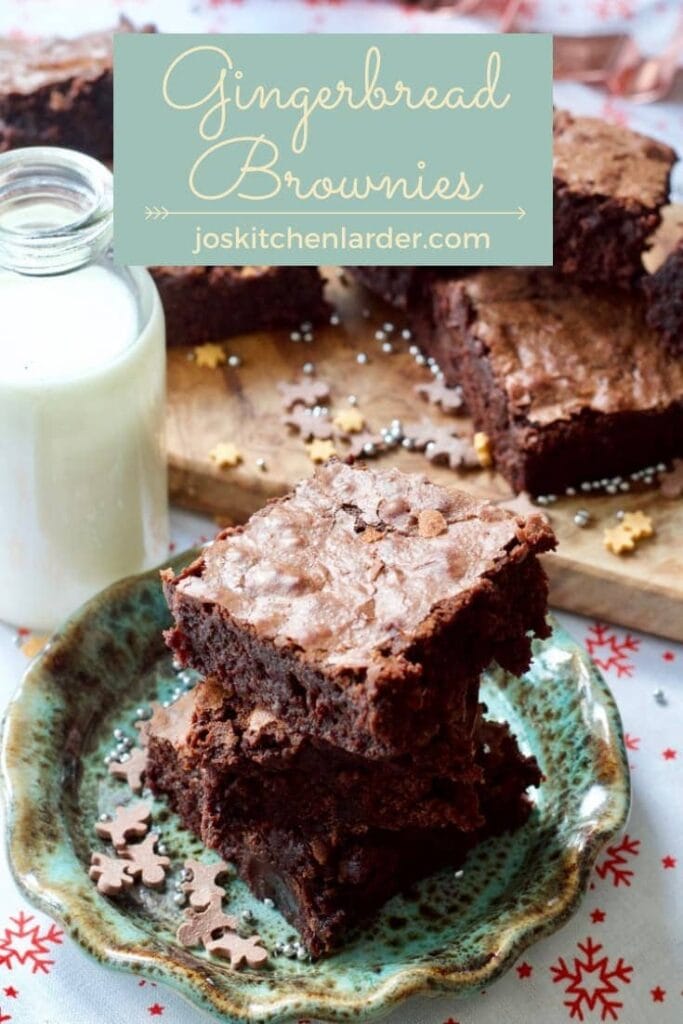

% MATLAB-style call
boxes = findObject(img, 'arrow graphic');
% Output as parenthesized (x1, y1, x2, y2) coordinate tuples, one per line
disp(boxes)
(144, 206, 526, 219)
(144, 205, 169, 221)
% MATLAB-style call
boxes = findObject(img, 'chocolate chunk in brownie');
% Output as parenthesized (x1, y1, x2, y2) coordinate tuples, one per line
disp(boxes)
(147, 690, 541, 957)
(432, 269, 683, 495)
(150, 265, 329, 346)
(163, 461, 554, 759)
(0, 18, 154, 160)
(643, 240, 683, 358)
(553, 109, 675, 289)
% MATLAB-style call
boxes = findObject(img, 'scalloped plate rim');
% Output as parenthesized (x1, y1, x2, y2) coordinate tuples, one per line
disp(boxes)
(1, 551, 630, 1024)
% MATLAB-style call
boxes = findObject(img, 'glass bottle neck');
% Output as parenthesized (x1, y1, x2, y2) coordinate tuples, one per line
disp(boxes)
(0, 147, 114, 276)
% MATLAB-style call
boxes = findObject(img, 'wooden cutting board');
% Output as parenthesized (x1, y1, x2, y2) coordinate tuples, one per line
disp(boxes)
(167, 206, 683, 642)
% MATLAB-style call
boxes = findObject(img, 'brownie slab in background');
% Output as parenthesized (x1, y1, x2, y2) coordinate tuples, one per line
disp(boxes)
(432, 269, 683, 495)
(147, 689, 541, 957)
(553, 109, 675, 289)
(643, 239, 683, 358)
(150, 265, 330, 346)
(147, 678, 487, 834)
(163, 461, 555, 759)
(0, 18, 153, 160)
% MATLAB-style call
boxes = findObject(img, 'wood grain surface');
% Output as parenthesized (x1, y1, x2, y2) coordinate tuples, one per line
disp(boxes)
(167, 206, 683, 641)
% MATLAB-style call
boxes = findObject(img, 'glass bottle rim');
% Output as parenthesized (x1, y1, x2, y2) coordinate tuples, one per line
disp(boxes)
(0, 147, 113, 275)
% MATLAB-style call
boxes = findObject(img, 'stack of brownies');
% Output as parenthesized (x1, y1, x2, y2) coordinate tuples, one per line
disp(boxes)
(148, 460, 555, 956)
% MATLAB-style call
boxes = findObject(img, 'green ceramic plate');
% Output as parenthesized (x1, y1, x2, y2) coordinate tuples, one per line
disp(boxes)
(1, 551, 629, 1024)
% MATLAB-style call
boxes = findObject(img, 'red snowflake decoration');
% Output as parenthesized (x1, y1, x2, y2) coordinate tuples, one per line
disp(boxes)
(0, 1009, 11, 1023)
(624, 734, 639, 752)
(551, 936, 633, 1021)
(585, 625, 640, 678)
(595, 835, 640, 888)
(0, 912, 63, 975)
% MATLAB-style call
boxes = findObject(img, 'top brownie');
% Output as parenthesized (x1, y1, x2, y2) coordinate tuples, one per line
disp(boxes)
(553, 109, 675, 288)
(163, 462, 554, 759)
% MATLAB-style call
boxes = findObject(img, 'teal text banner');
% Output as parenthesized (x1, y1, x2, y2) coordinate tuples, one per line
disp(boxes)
(114, 34, 552, 266)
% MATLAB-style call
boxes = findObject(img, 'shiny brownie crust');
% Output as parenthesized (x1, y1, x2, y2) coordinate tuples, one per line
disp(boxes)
(162, 463, 554, 759)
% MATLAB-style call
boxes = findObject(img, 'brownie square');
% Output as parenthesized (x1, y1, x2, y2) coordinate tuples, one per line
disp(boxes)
(0, 18, 153, 160)
(150, 265, 329, 347)
(643, 240, 683, 358)
(553, 109, 675, 289)
(163, 462, 554, 759)
(432, 269, 683, 495)
(147, 679, 486, 835)
(146, 691, 541, 957)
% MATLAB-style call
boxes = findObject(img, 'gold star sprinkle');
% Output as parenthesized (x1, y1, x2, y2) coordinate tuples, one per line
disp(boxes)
(603, 525, 636, 555)
(621, 510, 654, 540)
(209, 443, 242, 469)
(20, 634, 48, 659)
(473, 432, 493, 469)
(194, 343, 226, 369)
(333, 408, 365, 434)
(305, 439, 337, 463)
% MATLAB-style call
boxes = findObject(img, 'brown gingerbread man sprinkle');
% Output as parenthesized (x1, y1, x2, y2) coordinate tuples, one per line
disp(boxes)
(89, 852, 134, 896)
(206, 933, 269, 970)
(108, 746, 147, 794)
(277, 378, 330, 411)
(182, 859, 231, 910)
(424, 430, 479, 471)
(176, 897, 239, 948)
(415, 380, 466, 414)
(95, 802, 151, 850)
(120, 833, 170, 889)
(282, 407, 334, 440)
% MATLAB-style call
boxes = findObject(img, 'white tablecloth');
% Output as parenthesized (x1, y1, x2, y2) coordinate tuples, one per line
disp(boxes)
(1, 3, 681, 1023)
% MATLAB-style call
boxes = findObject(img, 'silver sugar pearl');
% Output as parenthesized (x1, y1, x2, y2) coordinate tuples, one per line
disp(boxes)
(408, 344, 420, 356)
(347, 394, 358, 406)
(402, 438, 415, 450)
(290, 331, 301, 342)
(302, 362, 315, 375)
(113, 728, 125, 741)
(656, 462, 666, 473)
(619, 482, 630, 492)
(574, 509, 590, 528)
(241, 909, 255, 923)
(381, 342, 394, 354)
(536, 496, 549, 506)
(580, 482, 592, 493)
(402, 328, 412, 340)
(300, 321, 312, 332)
(119, 752, 130, 763)
(173, 893, 186, 906)
(415, 354, 426, 366)
(263, 898, 275, 909)
(565, 487, 576, 497)
(297, 948, 308, 961)
(256, 458, 267, 471)
(99, 812, 110, 822)
(157, 843, 168, 855)
(362, 442, 376, 456)
(430, 363, 441, 376)
(454, 869, 464, 879)
(654, 688, 667, 706)
(606, 484, 618, 495)
(356, 352, 369, 365)
(374, 330, 386, 341)
(616, 510, 625, 521)
(303, 332, 313, 343)
(382, 322, 394, 333)
(227, 354, 241, 368)
(329, 313, 340, 326)
(426, 357, 436, 367)
(391, 419, 402, 432)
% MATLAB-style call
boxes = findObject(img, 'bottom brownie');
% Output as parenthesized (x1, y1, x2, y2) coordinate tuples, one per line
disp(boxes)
(150, 265, 329, 346)
(146, 692, 540, 956)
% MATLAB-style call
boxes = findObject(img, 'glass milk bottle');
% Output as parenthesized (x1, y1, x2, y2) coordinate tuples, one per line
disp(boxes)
(0, 147, 169, 632)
